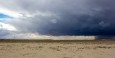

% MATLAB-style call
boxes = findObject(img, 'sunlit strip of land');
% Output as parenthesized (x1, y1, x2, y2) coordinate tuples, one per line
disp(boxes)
(2, 33, 96, 40)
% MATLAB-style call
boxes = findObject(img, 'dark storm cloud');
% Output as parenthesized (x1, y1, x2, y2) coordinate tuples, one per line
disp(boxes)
(4, 0, 115, 36)
(96, 36, 115, 40)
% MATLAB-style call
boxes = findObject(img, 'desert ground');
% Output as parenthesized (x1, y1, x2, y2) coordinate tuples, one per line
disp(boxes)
(0, 40, 115, 58)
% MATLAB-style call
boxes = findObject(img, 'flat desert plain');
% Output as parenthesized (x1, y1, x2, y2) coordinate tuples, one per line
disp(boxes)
(0, 40, 115, 58)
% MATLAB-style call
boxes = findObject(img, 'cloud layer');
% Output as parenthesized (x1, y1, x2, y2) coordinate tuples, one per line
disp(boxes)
(0, 0, 115, 39)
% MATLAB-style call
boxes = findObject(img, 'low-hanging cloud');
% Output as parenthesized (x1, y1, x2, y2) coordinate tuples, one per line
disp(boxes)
(0, 0, 115, 39)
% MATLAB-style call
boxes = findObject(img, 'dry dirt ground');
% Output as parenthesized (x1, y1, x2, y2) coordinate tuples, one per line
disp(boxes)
(0, 40, 115, 58)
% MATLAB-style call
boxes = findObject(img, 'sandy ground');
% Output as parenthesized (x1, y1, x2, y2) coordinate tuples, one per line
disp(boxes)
(0, 40, 115, 58)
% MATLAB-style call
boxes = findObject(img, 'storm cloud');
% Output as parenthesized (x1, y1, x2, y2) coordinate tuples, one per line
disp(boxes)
(1, 0, 115, 39)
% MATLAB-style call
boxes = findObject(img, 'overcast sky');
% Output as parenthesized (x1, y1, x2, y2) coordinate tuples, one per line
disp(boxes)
(0, 0, 115, 39)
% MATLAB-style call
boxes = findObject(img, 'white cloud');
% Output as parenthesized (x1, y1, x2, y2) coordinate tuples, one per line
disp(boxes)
(0, 7, 23, 18)
(0, 22, 17, 31)
(0, 18, 12, 22)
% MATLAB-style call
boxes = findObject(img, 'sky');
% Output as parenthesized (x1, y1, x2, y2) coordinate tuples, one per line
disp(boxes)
(0, 0, 115, 39)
